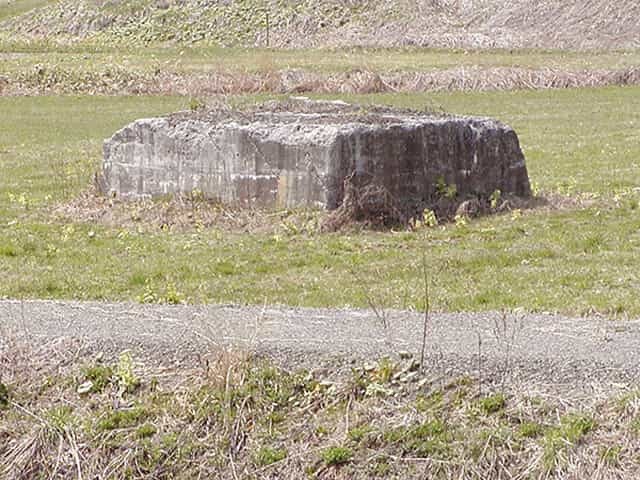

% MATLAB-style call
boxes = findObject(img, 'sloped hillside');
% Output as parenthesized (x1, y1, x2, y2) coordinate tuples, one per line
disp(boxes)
(1, 0, 638, 49)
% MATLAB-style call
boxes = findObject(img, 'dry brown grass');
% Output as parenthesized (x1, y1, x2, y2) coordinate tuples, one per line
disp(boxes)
(53, 181, 586, 236)
(3, 298, 640, 479)
(3, 66, 640, 97)
(2, 330, 640, 479)
(53, 185, 325, 235)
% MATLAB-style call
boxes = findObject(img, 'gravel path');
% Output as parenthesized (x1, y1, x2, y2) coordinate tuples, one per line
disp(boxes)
(1, 299, 639, 387)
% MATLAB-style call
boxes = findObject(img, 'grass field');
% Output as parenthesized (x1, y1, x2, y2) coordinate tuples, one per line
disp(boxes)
(1, 87, 639, 316)
(3, 45, 639, 75)
(0, 0, 52, 22)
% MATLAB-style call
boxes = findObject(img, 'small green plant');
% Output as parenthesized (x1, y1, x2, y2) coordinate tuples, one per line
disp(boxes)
(136, 423, 157, 439)
(435, 176, 457, 199)
(599, 445, 622, 466)
(98, 406, 149, 431)
(0, 382, 10, 409)
(454, 213, 468, 227)
(383, 420, 452, 458)
(81, 364, 114, 393)
(321, 446, 353, 466)
(414, 209, 438, 229)
(518, 421, 544, 438)
(490, 189, 502, 209)
(412, 420, 446, 438)
(189, 97, 205, 111)
(415, 391, 444, 413)
(255, 446, 287, 466)
(265, 411, 286, 425)
(137, 279, 159, 304)
(115, 352, 140, 393)
(45, 405, 75, 433)
(479, 393, 506, 415)
(631, 416, 640, 434)
(162, 282, 183, 304)
(136, 279, 183, 304)
(7, 191, 30, 210)
(0, 244, 18, 257)
(531, 181, 541, 197)
(542, 414, 596, 470)
(561, 414, 596, 441)
(371, 456, 391, 476)
(374, 357, 395, 384)
(348, 424, 374, 442)
(422, 208, 438, 227)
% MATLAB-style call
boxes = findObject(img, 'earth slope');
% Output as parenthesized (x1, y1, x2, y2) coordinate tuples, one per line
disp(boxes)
(1, 0, 638, 49)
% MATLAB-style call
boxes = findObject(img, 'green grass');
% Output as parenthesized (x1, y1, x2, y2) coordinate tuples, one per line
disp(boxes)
(321, 446, 353, 466)
(0, 0, 55, 22)
(2, 46, 639, 77)
(1, 88, 639, 315)
(543, 414, 596, 470)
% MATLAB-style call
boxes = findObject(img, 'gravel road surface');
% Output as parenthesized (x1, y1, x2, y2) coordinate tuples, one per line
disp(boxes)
(1, 300, 638, 388)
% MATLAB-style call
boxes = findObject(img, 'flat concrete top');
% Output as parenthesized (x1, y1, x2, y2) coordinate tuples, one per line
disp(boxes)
(167, 98, 476, 128)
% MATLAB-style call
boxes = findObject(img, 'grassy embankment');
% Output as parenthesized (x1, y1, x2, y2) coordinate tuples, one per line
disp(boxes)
(1, 340, 638, 479)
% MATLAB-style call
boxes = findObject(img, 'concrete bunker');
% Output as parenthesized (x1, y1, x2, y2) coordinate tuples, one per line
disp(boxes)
(100, 99, 531, 222)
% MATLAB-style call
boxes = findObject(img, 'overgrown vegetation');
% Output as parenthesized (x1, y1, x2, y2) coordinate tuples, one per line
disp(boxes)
(1, 338, 637, 478)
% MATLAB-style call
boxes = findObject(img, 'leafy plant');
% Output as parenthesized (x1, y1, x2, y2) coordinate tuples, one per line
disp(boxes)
(81, 364, 114, 393)
(98, 405, 149, 431)
(163, 282, 183, 305)
(45, 405, 75, 433)
(518, 421, 544, 438)
(490, 189, 502, 209)
(255, 446, 287, 466)
(136, 423, 158, 439)
(0, 382, 9, 409)
(321, 446, 353, 466)
(543, 414, 596, 470)
(188, 97, 205, 111)
(479, 393, 506, 415)
(435, 176, 457, 199)
(115, 352, 140, 393)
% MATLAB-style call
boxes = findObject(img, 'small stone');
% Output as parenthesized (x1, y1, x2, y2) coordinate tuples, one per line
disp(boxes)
(88, 230, 96, 239)
(400, 359, 421, 374)
(77, 381, 93, 395)
(364, 363, 376, 372)
(417, 378, 430, 388)
(398, 350, 413, 360)
(401, 371, 419, 383)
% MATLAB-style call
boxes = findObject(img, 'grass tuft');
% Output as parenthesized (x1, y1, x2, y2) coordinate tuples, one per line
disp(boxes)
(321, 446, 353, 466)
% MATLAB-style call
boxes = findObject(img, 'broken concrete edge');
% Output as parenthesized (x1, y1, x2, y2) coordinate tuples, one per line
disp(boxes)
(100, 98, 531, 226)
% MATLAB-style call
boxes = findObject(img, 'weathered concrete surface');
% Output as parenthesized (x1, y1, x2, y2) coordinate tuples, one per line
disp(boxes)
(101, 101, 531, 211)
